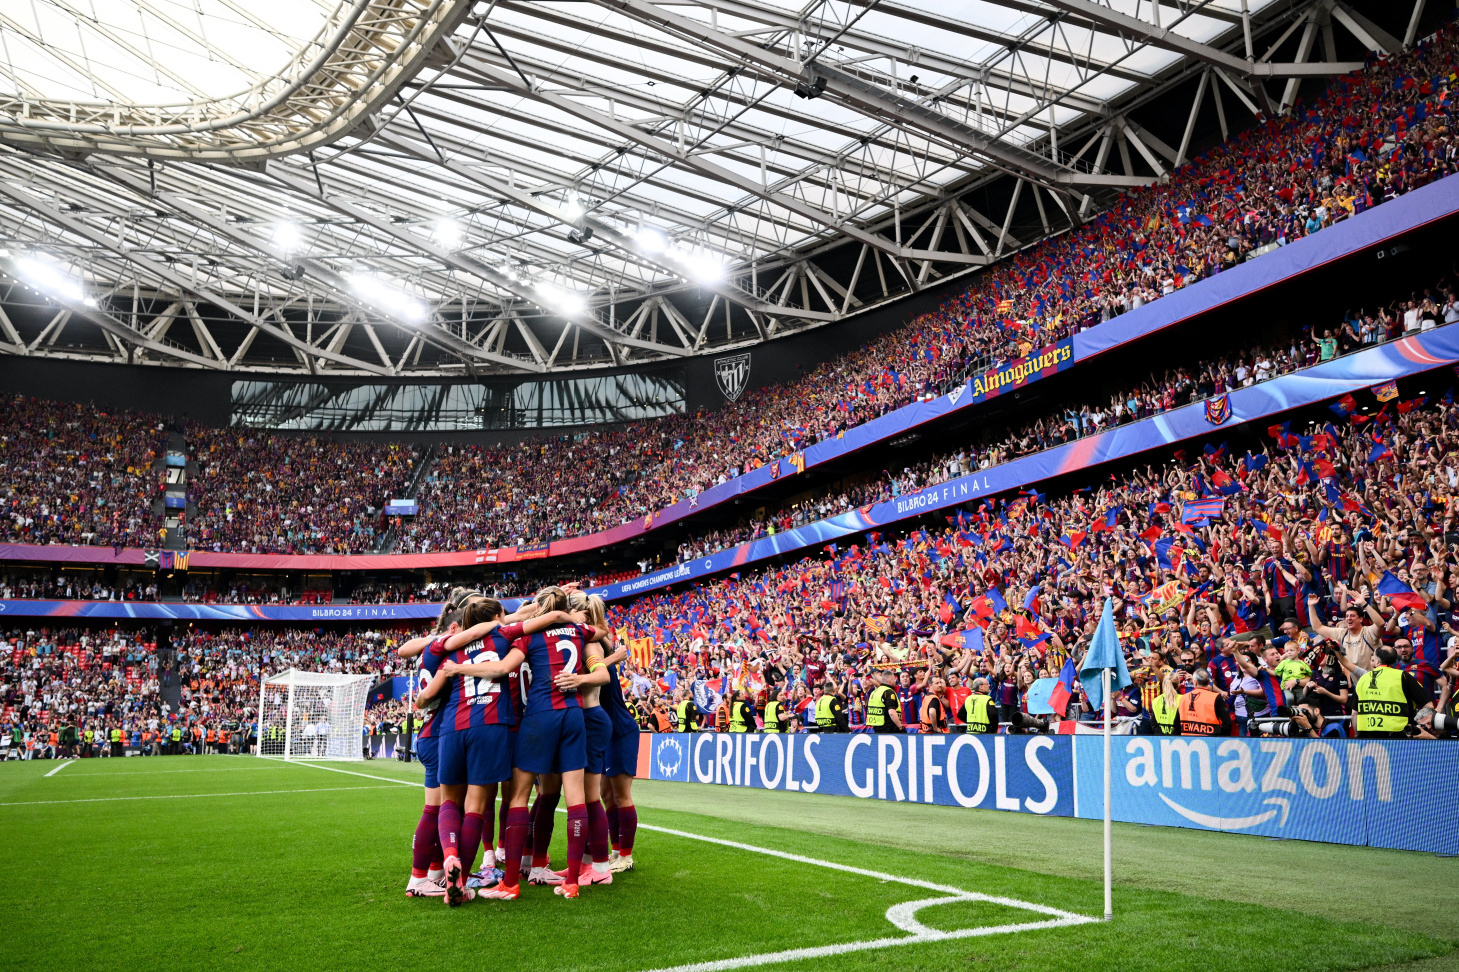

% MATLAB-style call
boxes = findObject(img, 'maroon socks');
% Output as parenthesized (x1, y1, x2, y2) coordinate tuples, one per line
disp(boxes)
(565, 804, 588, 886)
(438, 800, 462, 863)
(587, 800, 610, 864)
(618, 804, 638, 855)
(412, 804, 439, 878)
(460, 811, 484, 875)
(607, 805, 621, 853)
(501, 807, 530, 888)
(531, 791, 560, 868)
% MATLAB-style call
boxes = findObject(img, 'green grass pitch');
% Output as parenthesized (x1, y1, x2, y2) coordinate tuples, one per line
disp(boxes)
(0, 755, 1455, 972)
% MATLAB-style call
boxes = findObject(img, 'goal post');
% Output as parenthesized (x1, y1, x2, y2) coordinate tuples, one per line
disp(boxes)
(257, 669, 373, 761)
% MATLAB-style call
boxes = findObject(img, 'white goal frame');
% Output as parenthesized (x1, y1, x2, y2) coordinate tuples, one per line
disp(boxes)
(256, 669, 373, 761)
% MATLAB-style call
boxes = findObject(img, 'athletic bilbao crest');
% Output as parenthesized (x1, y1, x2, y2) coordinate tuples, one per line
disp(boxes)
(714, 353, 751, 402)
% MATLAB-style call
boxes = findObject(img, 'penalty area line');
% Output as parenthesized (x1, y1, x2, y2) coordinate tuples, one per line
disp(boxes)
(261, 757, 422, 788)
(0, 785, 402, 807)
(43, 759, 78, 777)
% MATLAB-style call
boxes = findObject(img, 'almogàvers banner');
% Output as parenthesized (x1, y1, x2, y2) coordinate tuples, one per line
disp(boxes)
(640, 733, 1457, 853)
(967, 339, 1075, 403)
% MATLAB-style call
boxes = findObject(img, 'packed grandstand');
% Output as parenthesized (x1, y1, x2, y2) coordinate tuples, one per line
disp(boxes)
(4, 22, 1459, 757)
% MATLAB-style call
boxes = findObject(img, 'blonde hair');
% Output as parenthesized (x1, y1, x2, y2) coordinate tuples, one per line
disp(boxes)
(535, 585, 569, 613)
(584, 594, 607, 630)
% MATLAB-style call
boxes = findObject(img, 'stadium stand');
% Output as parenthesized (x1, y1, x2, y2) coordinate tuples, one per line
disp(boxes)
(185, 426, 419, 554)
(0, 397, 166, 549)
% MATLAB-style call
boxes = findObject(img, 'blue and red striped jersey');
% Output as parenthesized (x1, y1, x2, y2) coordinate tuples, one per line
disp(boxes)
(414, 635, 450, 740)
(507, 621, 596, 716)
(434, 629, 518, 733)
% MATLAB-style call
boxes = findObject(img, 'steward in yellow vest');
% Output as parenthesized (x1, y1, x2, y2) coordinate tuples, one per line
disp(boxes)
(962, 678, 997, 733)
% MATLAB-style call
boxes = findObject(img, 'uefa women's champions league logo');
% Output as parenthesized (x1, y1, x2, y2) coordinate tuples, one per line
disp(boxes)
(714, 353, 751, 402)
(655, 737, 684, 777)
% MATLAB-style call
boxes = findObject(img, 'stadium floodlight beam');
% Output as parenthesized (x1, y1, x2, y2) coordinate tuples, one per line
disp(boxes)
(536, 283, 586, 317)
(14, 254, 96, 307)
(434, 217, 464, 250)
(272, 221, 303, 253)
(635, 227, 667, 254)
(348, 273, 429, 323)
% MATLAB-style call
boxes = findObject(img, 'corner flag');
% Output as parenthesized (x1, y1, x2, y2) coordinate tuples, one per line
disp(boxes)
(1079, 598, 1131, 710)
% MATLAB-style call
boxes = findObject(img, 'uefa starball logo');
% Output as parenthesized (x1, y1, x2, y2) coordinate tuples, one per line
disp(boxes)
(656, 737, 684, 778)
(714, 353, 751, 402)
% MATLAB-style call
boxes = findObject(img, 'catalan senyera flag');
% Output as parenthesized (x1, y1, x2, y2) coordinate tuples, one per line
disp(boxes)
(995, 298, 1013, 315)
(174, 552, 190, 571)
(628, 637, 655, 669)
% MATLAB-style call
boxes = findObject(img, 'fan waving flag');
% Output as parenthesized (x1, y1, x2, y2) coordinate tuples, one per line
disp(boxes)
(1204, 394, 1231, 425)
(1048, 655, 1078, 715)
(1371, 380, 1399, 402)
(1376, 571, 1427, 611)
(1182, 498, 1223, 525)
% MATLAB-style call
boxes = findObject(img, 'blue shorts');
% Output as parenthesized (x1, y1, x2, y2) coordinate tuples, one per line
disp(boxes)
(438, 724, 513, 787)
(515, 708, 586, 775)
(602, 729, 639, 779)
(416, 734, 439, 789)
(583, 707, 612, 775)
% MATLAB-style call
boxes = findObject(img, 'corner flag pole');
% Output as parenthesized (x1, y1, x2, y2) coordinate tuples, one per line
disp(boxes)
(1103, 667, 1112, 921)
(1080, 596, 1124, 923)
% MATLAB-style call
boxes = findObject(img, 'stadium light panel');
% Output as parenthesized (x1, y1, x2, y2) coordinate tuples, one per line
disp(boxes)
(15, 255, 95, 307)
(348, 273, 428, 323)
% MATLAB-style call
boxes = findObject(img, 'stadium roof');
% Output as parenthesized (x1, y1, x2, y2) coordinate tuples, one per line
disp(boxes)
(0, 0, 1387, 377)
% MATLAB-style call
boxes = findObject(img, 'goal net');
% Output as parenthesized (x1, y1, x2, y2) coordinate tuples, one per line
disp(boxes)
(257, 669, 373, 760)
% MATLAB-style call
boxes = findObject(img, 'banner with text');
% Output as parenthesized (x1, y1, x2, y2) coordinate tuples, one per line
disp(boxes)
(638, 733, 1455, 853)
(645, 732, 1074, 817)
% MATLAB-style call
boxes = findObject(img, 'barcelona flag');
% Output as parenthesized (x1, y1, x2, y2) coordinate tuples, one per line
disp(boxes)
(1371, 380, 1398, 402)
(1204, 393, 1231, 425)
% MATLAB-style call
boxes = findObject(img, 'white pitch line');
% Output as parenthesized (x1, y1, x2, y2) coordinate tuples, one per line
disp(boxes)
(43, 759, 77, 777)
(636, 913, 1096, 972)
(261, 757, 421, 788)
(0, 785, 401, 807)
(636, 822, 1089, 920)
(621, 823, 1098, 972)
(60, 766, 286, 778)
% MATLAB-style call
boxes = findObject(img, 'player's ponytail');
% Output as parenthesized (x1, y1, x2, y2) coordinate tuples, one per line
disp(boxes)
(535, 585, 569, 613)
(432, 586, 477, 633)
(462, 598, 504, 627)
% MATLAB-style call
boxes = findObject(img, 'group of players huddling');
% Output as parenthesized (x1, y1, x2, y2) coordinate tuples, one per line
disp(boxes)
(396, 585, 640, 903)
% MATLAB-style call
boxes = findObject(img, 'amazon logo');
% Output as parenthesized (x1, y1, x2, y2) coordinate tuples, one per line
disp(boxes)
(1121, 738, 1392, 832)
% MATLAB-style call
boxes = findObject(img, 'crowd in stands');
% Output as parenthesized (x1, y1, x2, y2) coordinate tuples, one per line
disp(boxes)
(0, 396, 165, 549)
(393, 28, 1459, 552)
(611, 389, 1459, 738)
(0, 624, 414, 757)
(185, 426, 419, 555)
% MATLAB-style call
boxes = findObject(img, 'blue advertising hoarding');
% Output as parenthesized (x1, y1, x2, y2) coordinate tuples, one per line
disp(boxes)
(637, 733, 1456, 853)
(646, 732, 1074, 817)
(1070, 735, 1457, 853)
